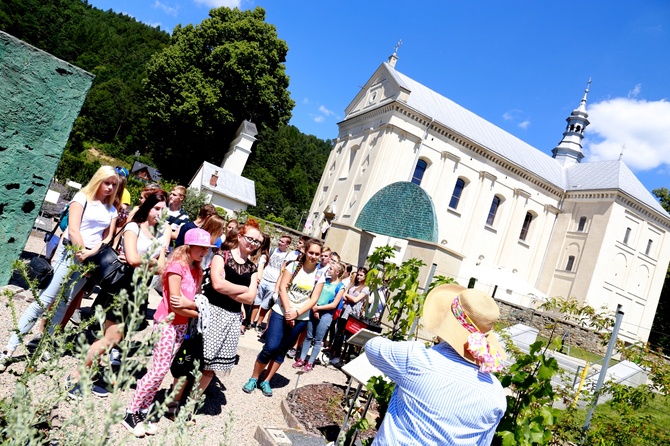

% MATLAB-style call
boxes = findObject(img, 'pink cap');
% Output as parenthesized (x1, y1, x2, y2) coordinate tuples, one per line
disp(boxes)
(184, 228, 213, 247)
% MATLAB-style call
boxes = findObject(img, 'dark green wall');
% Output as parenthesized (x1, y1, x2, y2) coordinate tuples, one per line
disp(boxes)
(0, 31, 93, 285)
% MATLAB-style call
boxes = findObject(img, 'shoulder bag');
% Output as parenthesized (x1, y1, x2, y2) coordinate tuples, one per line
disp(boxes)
(170, 320, 204, 379)
(85, 225, 131, 290)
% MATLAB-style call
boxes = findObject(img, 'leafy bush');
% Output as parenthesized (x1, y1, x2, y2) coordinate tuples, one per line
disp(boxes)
(55, 152, 101, 185)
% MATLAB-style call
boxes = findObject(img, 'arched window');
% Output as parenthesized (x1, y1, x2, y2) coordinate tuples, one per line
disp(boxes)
(519, 212, 533, 241)
(577, 216, 587, 232)
(645, 239, 653, 256)
(623, 227, 631, 245)
(486, 196, 501, 226)
(411, 159, 428, 185)
(566, 255, 575, 271)
(449, 178, 466, 209)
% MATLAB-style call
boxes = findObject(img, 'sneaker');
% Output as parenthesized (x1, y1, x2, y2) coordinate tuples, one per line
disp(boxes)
(0, 351, 12, 372)
(68, 383, 83, 401)
(122, 412, 146, 438)
(70, 309, 82, 325)
(259, 380, 273, 397)
(287, 348, 297, 359)
(242, 378, 257, 394)
(302, 363, 314, 373)
(110, 348, 121, 367)
(92, 381, 109, 398)
(138, 411, 158, 436)
(292, 359, 305, 369)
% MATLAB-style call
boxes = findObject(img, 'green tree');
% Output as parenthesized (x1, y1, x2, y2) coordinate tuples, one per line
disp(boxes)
(649, 187, 670, 353)
(144, 6, 294, 182)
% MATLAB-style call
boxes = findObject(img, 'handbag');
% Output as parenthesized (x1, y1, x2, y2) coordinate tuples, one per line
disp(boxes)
(10, 256, 54, 290)
(171, 323, 204, 378)
(85, 224, 130, 289)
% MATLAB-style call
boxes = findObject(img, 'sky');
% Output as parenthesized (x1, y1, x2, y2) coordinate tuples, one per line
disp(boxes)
(86, 0, 670, 197)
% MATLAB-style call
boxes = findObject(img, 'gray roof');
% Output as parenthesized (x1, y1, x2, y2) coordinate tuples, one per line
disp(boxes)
(566, 160, 667, 215)
(198, 161, 256, 206)
(384, 63, 668, 218)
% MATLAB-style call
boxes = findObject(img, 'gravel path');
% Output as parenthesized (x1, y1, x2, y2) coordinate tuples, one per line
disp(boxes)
(0, 233, 349, 445)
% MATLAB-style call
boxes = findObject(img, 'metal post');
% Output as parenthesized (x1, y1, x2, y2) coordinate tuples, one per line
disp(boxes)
(581, 304, 624, 442)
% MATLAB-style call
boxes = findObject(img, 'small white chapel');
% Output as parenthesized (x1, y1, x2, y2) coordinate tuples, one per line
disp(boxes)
(305, 51, 670, 343)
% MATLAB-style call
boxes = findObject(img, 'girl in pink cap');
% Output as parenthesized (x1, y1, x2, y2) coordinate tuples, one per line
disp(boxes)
(122, 228, 211, 437)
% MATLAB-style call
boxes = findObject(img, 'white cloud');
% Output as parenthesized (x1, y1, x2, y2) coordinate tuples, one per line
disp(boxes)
(628, 84, 642, 99)
(302, 98, 310, 104)
(319, 105, 334, 116)
(518, 120, 531, 130)
(313, 115, 325, 123)
(154, 1, 178, 16)
(503, 109, 521, 121)
(584, 97, 670, 171)
(193, 0, 243, 8)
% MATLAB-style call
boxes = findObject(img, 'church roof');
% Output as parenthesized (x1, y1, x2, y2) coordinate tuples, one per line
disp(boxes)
(565, 160, 667, 215)
(383, 63, 668, 218)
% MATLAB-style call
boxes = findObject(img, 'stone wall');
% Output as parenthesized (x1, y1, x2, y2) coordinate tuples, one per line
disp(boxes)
(497, 300, 608, 355)
(0, 32, 93, 286)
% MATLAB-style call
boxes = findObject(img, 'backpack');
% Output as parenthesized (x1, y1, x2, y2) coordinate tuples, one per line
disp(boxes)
(57, 204, 71, 232)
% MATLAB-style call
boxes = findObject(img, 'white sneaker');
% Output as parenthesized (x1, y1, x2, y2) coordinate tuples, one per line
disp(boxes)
(0, 351, 12, 372)
(139, 411, 158, 436)
(110, 348, 121, 367)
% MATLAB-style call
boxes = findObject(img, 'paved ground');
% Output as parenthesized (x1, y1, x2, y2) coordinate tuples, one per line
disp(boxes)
(0, 230, 350, 445)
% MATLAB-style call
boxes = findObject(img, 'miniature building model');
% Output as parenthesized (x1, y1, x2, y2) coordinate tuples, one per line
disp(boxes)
(306, 53, 670, 343)
(189, 120, 257, 216)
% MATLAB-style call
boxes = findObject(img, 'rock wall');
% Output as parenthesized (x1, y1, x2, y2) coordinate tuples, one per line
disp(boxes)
(0, 32, 93, 286)
(497, 300, 608, 354)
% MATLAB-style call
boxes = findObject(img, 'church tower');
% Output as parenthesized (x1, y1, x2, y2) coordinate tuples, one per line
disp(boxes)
(551, 80, 591, 166)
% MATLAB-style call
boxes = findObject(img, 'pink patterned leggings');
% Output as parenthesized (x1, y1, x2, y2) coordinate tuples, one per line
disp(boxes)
(127, 323, 188, 413)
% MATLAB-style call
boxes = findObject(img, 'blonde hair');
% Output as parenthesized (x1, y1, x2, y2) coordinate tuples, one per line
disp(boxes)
(163, 245, 204, 290)
(80, 165, 119, 209)
(329, 260, 344, 280)
(172, 185, 187, 198)
(201, 214, 226, 244)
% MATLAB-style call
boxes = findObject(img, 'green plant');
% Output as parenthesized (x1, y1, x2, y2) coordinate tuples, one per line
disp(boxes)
(1, 240, 213, 444)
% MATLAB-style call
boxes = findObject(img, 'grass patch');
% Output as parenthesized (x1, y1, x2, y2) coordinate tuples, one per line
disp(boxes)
(536, 334, 617, 365)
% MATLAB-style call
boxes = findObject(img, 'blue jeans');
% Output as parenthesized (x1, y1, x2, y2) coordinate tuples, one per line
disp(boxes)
(300, 311, 333, 365)
(257, 310, 307, 365)
(5, 242, 86, 352)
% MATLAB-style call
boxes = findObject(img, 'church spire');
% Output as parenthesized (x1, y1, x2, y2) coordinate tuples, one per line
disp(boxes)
(388, 39, 402, 68)
(551, 79, 591, 166)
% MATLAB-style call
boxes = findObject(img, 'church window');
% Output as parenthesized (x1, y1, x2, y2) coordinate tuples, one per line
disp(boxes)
(566, 255, 575, 271)
(645, 239, 653, 256)
(623, 227, 631, 245)
(449, 178, 466, 209)
(486, 196, 501, 226)
(411, 159, 428, 185)
(577, 216, 587, 232)
(519, 212, 533, 241)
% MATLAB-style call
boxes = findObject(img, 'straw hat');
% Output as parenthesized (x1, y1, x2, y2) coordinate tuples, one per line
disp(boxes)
(423, 284, 506, 368)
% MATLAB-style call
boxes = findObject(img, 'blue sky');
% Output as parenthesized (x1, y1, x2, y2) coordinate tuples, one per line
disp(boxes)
(87, 0, 670, 196)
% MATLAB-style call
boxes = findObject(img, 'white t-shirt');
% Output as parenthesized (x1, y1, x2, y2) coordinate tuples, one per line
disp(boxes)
(64, 192, 117, 248)
(262, 248, 290, 283)
(273, 263, 326, 321)
(122, 222, 161, 258)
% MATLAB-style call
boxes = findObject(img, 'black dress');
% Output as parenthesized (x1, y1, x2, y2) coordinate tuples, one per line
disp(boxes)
(201, 250, 257, 372)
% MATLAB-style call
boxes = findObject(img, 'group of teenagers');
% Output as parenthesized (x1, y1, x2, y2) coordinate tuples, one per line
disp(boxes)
(0, 165, 373, 438)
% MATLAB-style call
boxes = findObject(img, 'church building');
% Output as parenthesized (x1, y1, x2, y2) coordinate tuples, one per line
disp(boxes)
(305, 52, 670, 343)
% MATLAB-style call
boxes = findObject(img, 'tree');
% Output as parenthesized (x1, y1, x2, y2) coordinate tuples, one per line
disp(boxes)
(649, 187, 670, 352)
(144, 6, 294, 182)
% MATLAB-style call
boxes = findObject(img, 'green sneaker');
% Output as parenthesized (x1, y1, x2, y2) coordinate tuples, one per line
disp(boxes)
(259, 380, 273, 397)
(242, 378, 257, 394)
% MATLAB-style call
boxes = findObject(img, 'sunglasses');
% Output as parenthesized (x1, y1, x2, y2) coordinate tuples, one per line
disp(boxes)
(242, 235, 262, 246)
(115, 166, 129, 178)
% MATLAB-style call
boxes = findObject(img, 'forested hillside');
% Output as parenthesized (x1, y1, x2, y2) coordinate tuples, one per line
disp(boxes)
(1, 0, 333, 229)
(0, 0, 170, 159)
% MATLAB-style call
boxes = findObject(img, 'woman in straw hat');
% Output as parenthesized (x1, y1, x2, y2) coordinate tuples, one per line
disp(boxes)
(365, 284, 507, 445)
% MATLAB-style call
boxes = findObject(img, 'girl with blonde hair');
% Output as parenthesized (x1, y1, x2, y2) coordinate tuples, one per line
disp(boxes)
(0, 166, 120, 371)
